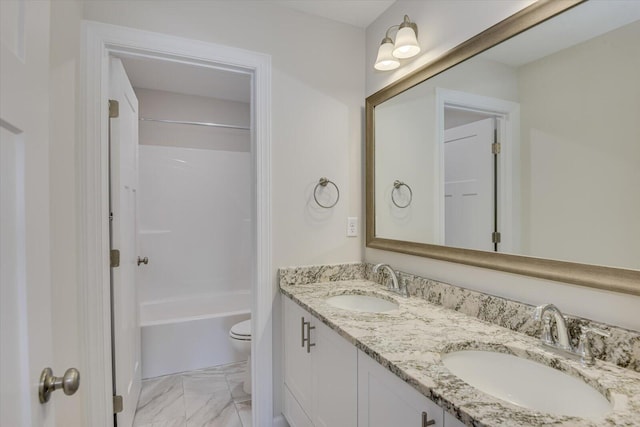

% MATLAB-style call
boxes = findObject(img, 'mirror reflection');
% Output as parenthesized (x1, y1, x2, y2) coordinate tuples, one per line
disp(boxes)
(373, 2, 640, 271)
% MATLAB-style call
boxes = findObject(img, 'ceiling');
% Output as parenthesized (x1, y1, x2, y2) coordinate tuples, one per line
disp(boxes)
(273, 0, 395, 28)
(119, 54, 252, 103)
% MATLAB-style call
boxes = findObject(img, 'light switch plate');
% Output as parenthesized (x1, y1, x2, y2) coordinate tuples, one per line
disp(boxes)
(347, 217, 358, 237)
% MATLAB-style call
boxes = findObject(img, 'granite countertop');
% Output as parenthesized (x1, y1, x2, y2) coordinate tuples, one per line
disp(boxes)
(280, 279, 640, 427)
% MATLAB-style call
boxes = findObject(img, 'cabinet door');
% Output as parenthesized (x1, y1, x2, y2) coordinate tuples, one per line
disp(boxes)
(312, 320, 358, 427)
(283, 296, 313, 418)
(284, 383, 313, 427)
(444, 411, 466, 427)
(358, 350, 444, 427)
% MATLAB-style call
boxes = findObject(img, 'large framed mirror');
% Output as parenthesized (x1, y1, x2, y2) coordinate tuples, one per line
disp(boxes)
(366, 0, 640, 295)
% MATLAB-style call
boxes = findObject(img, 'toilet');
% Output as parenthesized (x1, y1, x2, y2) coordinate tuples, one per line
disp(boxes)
(229, 319, 252, 394)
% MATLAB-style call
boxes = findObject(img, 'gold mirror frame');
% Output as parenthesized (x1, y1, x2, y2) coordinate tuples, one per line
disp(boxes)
(366, 0, 640, 296)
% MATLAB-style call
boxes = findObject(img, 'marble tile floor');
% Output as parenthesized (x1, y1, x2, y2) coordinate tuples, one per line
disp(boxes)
(133, 361, 251, 427)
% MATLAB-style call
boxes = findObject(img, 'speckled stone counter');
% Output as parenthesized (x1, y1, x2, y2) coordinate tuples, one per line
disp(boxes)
(279, 274, 640, 426)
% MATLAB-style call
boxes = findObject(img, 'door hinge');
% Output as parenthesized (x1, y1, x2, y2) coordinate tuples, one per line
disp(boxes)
(492, 142, 501, 154)
(109, 100, 119, 118)
(110, 249, 120, 267)
(492, 231, 501, 244)
(113, 394, 123, 414)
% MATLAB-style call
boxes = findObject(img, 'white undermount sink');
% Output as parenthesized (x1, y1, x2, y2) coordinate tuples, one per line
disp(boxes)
(441, 350, 612, 419)
(325, 294, 398, 313)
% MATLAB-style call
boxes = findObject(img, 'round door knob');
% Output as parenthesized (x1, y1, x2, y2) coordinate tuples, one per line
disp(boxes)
(39, 367, 80, 403)
(137, 256, 149, 266)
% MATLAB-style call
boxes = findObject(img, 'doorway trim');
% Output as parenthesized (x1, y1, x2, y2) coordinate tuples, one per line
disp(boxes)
(79, 21, 272, 426)
(436, 88, 520, 253)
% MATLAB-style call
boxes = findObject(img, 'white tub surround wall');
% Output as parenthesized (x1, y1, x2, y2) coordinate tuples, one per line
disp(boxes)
(280, 264, 640, 373)
(365, 1, 640, 333)
(279, 278, 640, 427)
(140, 292, 250, 379)
(137, 144, 251, 303)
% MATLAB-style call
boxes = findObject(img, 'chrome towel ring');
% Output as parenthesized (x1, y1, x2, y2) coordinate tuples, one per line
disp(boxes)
(391, 180, 412, 208)
(314, 177, 340, 208)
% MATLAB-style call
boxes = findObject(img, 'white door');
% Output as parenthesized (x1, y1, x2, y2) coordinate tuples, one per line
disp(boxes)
(444, 118, 495, 251)
(1, 0, 56, 425)
(109, 57, 142, 427)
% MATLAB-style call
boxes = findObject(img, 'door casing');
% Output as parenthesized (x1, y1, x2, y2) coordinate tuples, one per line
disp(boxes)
(79, 21, 272, 426)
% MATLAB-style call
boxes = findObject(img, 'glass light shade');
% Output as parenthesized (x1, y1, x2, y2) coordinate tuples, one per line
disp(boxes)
(392, 26, 420, 59)
(374, 41, 400, 71)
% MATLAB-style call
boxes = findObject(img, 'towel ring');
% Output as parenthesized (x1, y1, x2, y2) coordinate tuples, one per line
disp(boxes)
(391, 180, 412, 208)
(313, 177, 340, 208)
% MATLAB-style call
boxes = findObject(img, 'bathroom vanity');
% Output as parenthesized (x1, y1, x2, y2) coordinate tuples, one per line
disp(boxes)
(283, 295, 459, 427)
(279, 264, 640, 427)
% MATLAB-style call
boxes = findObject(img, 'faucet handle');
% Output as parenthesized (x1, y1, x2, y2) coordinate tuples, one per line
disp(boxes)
(580, 325, 611, 339)
(577, 325, 610, 366)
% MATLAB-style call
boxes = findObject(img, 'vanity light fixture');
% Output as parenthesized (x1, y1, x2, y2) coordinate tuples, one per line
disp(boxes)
(374, 15, 420, 71)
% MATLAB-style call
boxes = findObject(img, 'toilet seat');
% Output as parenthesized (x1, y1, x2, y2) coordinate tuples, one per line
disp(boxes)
(230, 319, 251, 341)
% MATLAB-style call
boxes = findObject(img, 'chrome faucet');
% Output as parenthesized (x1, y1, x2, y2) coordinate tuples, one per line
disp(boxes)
(532, 304, 610, 366)
(533, 304, 572, 350)
(372, 263, 408, 297)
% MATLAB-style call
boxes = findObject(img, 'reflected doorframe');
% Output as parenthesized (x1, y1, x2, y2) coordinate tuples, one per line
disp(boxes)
(435, 88, 520, 254)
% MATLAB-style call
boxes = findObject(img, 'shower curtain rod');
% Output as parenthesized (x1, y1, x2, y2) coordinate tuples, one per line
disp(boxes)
(139, 117, 250, 131)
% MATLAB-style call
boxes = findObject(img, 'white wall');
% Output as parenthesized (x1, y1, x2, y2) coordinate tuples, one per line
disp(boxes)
(80, 1, 365, 421)
(136, 88, 251, 151)
(375, 95, 435, 243)
(518, 21, 640, 270)
(374, 57, 518, 243)
(49, 1, 83, 425)
(365, 0, 640, 332)
(83, 1, 365, 268)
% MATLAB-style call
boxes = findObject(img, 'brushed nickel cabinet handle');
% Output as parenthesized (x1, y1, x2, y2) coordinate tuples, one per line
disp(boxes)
(422, 411, 436, 426)
(305, 322, 316, 353)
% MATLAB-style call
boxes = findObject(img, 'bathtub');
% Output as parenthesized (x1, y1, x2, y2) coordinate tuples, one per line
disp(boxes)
(140, 291, 251, 379)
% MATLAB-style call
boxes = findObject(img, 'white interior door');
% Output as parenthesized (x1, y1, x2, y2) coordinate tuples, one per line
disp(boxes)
(109, 57, 142, 427)
(444, 118, 495, 251)
(1, 0, 56, 425)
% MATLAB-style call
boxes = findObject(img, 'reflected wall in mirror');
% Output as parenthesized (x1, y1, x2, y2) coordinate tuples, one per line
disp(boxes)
(367, 0, 640, 294)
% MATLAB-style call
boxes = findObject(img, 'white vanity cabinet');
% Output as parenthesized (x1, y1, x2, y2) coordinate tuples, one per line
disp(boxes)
(282, 296, 358, 427)
(358, 350, 444, 427)
(444, 412, 467, 427)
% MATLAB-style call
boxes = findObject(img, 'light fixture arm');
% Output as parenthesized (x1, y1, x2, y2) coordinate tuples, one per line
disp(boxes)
(399, 15, 418, 38)
(382, 24, 400, 43)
